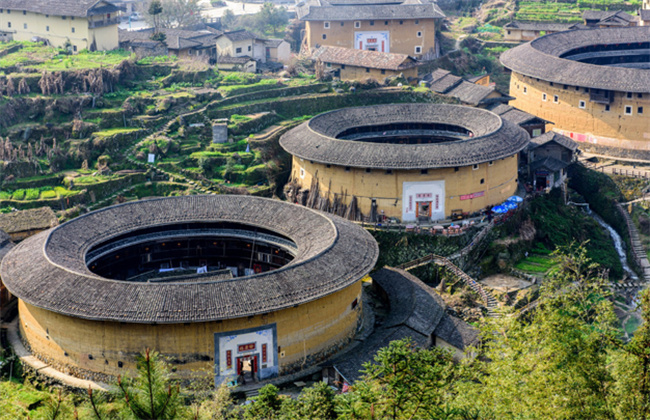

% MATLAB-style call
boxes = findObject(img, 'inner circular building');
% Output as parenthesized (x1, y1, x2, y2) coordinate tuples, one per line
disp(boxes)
(501, 26, 650, 155)
(280, 104, 530, 222)
(1, 195, 378, 384)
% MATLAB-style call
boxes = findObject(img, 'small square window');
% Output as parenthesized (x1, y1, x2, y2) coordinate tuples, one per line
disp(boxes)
(326, 62, 331, 67)
(627, 92, 633, 99)
(480, 178, 485, 184)
(523, 86, 527, 94)
(563, 85, 568, 90)
(605, 104, 610, 111)
(340, 22, 344, 26)
(417, 31, 422, 37)
(553, 95, 559, 103)
(579, 100, 586, 109)
(73, 45, 77, 52)
(365, 168, 371, 173)
(62, 15, 66, 20)
(415, 19, 419, 24)
(507, 30, 511, 35)
(639, 106, 644, 114)
(324, 21, 330, 29)
(381, 69, 385, 74)
(341, 64, 345, 69)
(399, 20, 403, 24)
(384, 20, 388, 25)
(542, 93, 547, 101)
(415, 46, 422, 54)
(550, 82, 554, 86)
(71, 16, 74, 20)
(625, 105, 633, 115)
(354, 21, 360, 28)
(386, 169, 393, 175)
(365, 68, 370, 73)
(71, 27, 75, 33)
(45, 14, 48, 18)
(638, 93, 643, 99)
(473, 164, 479, 170)
(0, 9, 3, 13)
(575, 86, 579, 91)
(421, 169, 428, 175)
(489, 161, 494, 166)
(6, 9, 9, 14)
(322, 34, 326, 40)
(299, 168, 305, 178)
(23, 23, 27, 29)
(370, 20, 374, 26)
(46, 26, 49, 31)
(22, 10, 25, 15)
(236, 47, 242, 54)
(7, 22, 11, 28)
(326, 164, 331, 168)
(345, 166, 351, 172)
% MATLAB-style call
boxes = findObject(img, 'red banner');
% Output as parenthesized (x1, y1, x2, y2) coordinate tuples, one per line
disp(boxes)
(238, 343, 256, 352)
(226, 350, 232, 369)
(460, 191, 485, 201)
(262, 344, 268, 363)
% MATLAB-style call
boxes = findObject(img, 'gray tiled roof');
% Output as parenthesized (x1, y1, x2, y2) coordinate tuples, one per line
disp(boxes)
(0, 207, 58, 234)
(1, 196, 378, 323)
(328, 267, 478, 383)
(0, 0, 120, 17)
(488, 104, 549, 126)
(530, 156, 569, 172)
(501, 27, 650, 93)
(503, 21, 577, 32)
(279, 104, 530, 169)
(583, 10, 634, 24)
(529, 131, 578, 151)
(445, 80, 497, 106)
(219, 30, 262, 42)
(312, 46, 418, 70)
(297, 0, 444, 21)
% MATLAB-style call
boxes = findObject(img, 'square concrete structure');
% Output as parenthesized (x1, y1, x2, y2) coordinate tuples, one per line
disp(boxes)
(212, 122, 228, 143)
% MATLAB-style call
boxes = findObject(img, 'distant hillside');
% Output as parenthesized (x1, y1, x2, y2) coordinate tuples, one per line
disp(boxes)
(515, 0, 640, 23)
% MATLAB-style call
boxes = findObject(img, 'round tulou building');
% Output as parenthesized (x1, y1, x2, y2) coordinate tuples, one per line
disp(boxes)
(1, 195, 378, 384)
(280, 104, 529, 222)
(501, 26, 650, 155)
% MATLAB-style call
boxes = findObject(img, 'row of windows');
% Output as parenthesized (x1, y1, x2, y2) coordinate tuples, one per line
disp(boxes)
(5, 22, 76, 32)
(0, 9, 75, 20)
(333, 162, 494, 173)
(234, 45, 252, 54)
(323, 19, 419, 29)
(519, 77, 645, 100)
(523, 85, 645, 113)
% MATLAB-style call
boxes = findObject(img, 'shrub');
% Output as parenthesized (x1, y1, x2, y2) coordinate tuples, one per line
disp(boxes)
(11, 189, 25, 200)
(40, 190, 57, 199)
(25, 189, 40, 200)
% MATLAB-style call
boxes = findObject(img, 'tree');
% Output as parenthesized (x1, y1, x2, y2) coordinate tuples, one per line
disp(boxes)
(256, 3, 288, 37)
(147, 0, 202, 29)
(148, 0, 163, 38)
(243, 384, 283, 419)
(221, 9, 236, 30)
(452, 245, 618, 419)
(609, 289, 650, 419)
(335, 339, 463, 420)
(116, 349, 183, 420)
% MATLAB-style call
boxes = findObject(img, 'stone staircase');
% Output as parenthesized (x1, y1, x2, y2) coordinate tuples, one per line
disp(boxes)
(397, 253, 499, 317)
(616, 203, 650, 282)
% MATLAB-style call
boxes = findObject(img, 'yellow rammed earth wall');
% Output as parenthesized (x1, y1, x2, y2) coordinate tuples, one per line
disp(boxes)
(509, 72, 650, 150)
(305, 18, 437, 57)
(290, 155, 518, 220)
(18, 281, 362, 383)
(0, 10, 118, 51)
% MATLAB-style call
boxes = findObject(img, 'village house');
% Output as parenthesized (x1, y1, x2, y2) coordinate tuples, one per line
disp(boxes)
(424, 69, 509, 108)
(312, 45, 419, 80)
(216, 29, 291, 65)
(323, 267, 478, 386)
(524, 131, 578, 191)
(582, 10, 637, 28)
(503, 21, 576, 42)
(0, 0, 121, 52)
(297, 0, 444, 59)
(119, 28, 221, 61)
(487, 103, 550, 138)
